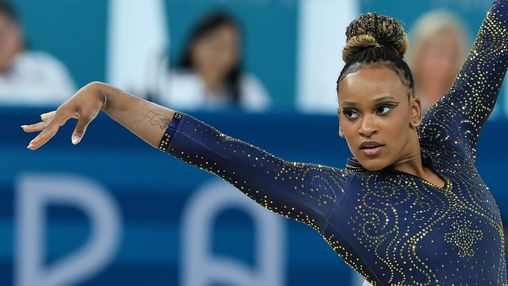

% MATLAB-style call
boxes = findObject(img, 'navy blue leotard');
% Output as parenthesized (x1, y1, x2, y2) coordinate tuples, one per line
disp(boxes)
(160, 1, 508, 284)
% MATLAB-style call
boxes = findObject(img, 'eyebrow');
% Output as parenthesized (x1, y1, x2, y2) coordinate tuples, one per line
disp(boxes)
(341, 101, 357, 107)
(341, 96, 398, 108)
(372, 96, 398, 104)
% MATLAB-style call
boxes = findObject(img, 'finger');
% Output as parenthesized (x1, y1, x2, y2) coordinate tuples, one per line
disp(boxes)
(71, 114, 94, 145)
(27, 111, 72, 150)
(40, 110, 56, 121)
(27, 123, 61, 150)
(22, 121, 49, 133)
(22, 109, 72, 132)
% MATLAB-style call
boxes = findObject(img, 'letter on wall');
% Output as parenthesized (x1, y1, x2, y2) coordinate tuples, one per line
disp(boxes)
(15, 174, 121, 286)
(181, 179, 286, 286)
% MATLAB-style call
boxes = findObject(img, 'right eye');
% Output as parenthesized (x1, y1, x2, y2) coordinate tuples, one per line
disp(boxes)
(342, 109, 359, 119)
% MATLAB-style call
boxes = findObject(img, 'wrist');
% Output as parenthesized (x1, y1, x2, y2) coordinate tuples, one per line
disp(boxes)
(159, 111, 184, 153)
(86, 81, 111, 112)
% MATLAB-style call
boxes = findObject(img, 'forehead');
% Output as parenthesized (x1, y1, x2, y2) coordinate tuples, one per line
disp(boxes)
(204, 24, 237, 38)
(338, 67, 408, 104)
(0, 11, 16, 28)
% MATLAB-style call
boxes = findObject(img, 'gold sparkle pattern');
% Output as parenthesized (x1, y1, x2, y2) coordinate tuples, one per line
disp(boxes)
(444, 220, 484, 257)
(160, 1, 508, 285)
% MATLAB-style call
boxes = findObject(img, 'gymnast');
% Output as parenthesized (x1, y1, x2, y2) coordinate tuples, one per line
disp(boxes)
(23, 0, 508, 284)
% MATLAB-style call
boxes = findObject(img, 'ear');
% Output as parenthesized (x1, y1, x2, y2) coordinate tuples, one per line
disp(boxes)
(410, 96, 423, 128)
(337, 107, 345, 138)
(337, 106, 344, 127)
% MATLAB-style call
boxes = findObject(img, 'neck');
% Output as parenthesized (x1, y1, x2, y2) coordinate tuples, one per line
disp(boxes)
(391, 135, 445, 188)
(203, 78, 222, 94)
(197, 68, 225, 95)
(391, 143, 425, 177)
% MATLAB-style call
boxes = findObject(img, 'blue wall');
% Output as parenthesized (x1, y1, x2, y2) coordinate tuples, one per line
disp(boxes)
(1, 107, 507, 285)
(1, 0, 508, 284)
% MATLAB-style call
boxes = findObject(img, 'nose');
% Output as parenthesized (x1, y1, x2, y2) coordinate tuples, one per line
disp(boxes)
(359, 115, 378, 137)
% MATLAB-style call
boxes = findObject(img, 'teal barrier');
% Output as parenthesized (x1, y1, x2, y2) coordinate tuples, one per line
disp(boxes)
(0, 107, 506, 285)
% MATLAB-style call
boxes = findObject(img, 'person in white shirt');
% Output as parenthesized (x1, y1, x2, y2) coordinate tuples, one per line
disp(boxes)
(406, 10, 469, 112)
(157, 11, 270, 112)
(0, 1, 76, 106)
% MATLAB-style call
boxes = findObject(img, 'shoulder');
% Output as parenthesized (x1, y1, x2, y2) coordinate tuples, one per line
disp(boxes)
(162, 69, 206, 108)
(15, 51, 73, 79)
(169, 69, 199, 81)
(419, 97, 476, 162)
(18, 51, 67, 68)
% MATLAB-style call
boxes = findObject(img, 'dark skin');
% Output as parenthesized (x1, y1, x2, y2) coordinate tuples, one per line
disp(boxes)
(22, 82, 175, 149)
(337, 66, 445, 188)
(22, 72, 445, 188)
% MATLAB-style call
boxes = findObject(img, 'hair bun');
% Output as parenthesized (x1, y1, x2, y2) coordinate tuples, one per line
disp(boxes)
(342, 12, 408, 63)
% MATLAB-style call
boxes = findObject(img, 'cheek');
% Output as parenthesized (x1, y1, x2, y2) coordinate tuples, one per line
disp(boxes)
(216, 47, 238, 70)
(388, 108, 409, 128)
(0, 33, 19, 65)
(383, 112, 412, 152)
(193, 47, 216, 69)
(340, 119, 355, 137)
(226, 50, 238, 66)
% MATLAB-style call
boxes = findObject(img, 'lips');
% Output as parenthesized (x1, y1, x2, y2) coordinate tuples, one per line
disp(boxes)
(360, 141, 384, 149)
(359, 141, 384, 156)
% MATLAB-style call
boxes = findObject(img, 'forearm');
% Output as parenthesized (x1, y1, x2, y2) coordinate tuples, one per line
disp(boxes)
(455, 0, 508, 120)
(94, 82, 175, 148)
(423, 0, 508, 157)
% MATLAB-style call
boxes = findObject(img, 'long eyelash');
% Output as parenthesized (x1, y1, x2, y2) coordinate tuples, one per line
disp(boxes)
(342, 108, 357, 116)
(375, 102, 399, 114)
(377, 102, 399, 109)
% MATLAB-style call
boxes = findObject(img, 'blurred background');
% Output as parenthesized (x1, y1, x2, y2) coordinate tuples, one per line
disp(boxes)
(1, 0, 507, 285)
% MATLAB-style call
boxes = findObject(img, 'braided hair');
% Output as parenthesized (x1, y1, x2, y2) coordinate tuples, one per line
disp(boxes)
(337, 13, 414, 99)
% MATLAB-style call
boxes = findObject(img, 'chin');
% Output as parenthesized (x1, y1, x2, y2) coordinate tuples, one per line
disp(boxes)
(358, 159, 389, 172)
(363, 165, 385, 172)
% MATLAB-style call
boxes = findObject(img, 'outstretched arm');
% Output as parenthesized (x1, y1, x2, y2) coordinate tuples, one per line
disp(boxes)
(421, 0, 508, 160)
(23, 81, 349, 234)
(23, 82, 176, 150)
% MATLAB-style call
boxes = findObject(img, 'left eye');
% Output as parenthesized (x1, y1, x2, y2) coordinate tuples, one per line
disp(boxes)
(376, 106, 391, 114)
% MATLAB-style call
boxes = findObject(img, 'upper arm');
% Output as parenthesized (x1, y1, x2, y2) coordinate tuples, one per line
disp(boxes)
(165, 114, 350, 233)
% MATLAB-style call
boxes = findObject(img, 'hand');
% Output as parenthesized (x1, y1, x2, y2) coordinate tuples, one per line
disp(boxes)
(22, 82, 104, 150)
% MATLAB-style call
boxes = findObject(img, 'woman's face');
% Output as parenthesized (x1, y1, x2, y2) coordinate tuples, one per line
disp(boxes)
(191, 24, 239, 78)
(417, 31, 461, 96)
(0, 12, 21, 71)
(337, 66, 421, 171)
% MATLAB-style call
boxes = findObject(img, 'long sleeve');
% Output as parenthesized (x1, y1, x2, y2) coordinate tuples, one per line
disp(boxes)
(420, 0, 508, 162)
(163, 114, 351, 234)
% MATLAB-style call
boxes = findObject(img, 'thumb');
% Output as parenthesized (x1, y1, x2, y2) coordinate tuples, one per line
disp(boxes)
(72, 115, 93, 145)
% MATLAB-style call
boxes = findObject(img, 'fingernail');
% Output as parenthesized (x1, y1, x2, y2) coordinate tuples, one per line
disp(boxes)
(21, 125, 27, 128)
(72, 136, 80, 145)
(27, 144, 32, 149)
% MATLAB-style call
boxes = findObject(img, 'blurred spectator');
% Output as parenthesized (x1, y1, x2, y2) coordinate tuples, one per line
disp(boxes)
(0, 1, 76, 106)
(407, 10, 469, 111)
(157, 11, 271, 112)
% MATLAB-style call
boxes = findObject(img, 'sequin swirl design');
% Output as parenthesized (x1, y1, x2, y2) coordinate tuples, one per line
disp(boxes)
(167, 118, 351, 233)
(421, 0, 508, 162)
(162, 0, 508, 285)
(339, 145, 505, 285)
